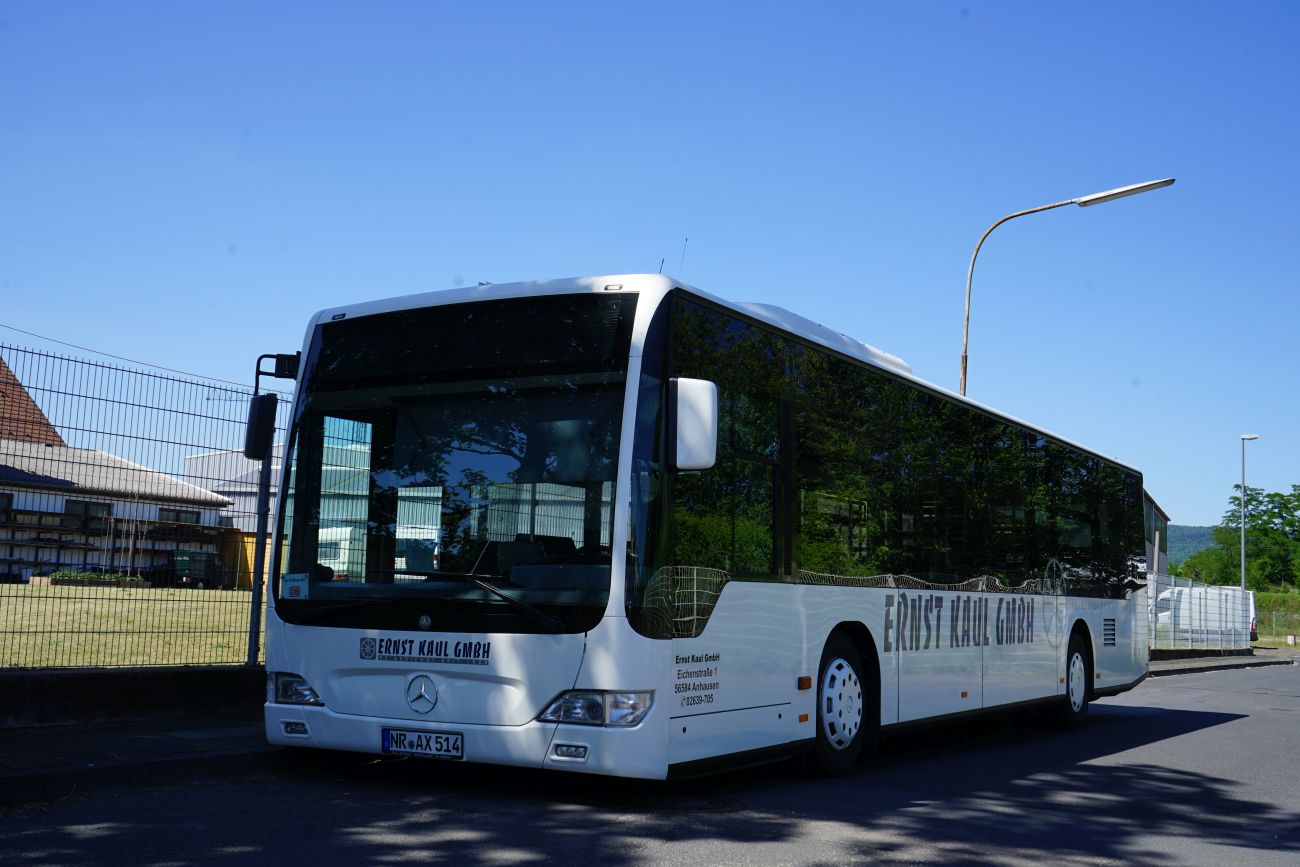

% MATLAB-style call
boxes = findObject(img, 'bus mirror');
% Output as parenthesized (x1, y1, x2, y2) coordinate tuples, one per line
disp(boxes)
(670, 378, 718, 471)
(244, 392, 279, 461)
(272, 352, 300, 380)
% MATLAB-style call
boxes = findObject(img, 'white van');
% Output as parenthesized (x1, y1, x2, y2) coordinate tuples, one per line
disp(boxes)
(1154, 585, 1255, 643)
(315, 525, 440, 582)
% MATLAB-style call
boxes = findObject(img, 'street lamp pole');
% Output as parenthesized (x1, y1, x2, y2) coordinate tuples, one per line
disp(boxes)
(959, 178, 1175, 397)
(1241, 434, 1259, 590)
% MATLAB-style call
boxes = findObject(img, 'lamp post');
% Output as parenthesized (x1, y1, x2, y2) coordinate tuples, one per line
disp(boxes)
(959, 178, 1175, 396)
(1240, 434, 1259, 590)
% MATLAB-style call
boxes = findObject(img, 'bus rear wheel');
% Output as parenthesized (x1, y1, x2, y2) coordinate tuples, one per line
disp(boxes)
(811, 632, 876, 777)
(1057, 633, 1091, 729)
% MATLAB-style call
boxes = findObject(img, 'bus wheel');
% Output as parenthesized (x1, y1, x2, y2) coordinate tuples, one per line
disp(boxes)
(1058, 633, 1091, 729)
(812, 632, 872, 776)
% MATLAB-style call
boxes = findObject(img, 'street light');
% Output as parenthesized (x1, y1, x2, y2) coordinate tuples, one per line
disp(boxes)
(1241, 434, 1259, 590)
(959, 178, 1175, 396)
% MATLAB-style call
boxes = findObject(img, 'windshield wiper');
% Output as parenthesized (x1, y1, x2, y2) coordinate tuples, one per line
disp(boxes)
(282, 597, 398, 625)
(395, 570, 565, 632)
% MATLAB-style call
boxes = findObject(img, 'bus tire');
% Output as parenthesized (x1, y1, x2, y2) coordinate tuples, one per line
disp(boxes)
(1057, 632, 1091, 729)
(811, 631, 873, 777)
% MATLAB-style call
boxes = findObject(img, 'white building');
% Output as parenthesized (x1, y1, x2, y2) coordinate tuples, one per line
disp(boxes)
(0, 438, 232, 584)
(186, 444, 283, 534)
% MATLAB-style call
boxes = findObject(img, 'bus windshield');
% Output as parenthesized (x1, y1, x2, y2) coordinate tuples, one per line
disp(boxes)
(274, 293, 635, 633)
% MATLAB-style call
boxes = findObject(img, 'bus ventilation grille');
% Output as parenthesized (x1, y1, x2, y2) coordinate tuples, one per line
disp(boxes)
(1103, 618, 1117, 646)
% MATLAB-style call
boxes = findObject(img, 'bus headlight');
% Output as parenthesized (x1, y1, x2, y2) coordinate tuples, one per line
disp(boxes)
(271, 672, 324, 706)
(538, 691, 653, 727)
(605, 692, 654, 726)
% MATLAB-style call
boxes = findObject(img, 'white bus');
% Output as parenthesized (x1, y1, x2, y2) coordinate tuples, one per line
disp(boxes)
(263, 274, 1149, 778)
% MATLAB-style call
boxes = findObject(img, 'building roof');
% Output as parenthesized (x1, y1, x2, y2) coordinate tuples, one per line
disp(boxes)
(0, 355, 65, 446)
(0, 438, 232, 507)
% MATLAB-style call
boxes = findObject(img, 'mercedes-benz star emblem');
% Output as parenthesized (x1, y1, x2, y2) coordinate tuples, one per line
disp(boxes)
(405, 675, 438, 714)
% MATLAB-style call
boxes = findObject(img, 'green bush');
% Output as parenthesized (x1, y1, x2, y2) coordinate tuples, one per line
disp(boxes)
(1255, 590, 1300, 614)
(44, 569, 143, 583)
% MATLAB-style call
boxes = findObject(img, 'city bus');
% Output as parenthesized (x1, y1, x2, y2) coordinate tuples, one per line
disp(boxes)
(262, 274, 1149, 779)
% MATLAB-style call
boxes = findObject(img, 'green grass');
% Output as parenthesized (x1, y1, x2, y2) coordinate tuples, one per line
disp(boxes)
(0, 584, 265, 668)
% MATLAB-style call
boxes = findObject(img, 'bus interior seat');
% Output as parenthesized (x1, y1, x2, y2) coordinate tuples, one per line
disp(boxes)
(515, 533, 578, 558)
(469, 540, 547, 578)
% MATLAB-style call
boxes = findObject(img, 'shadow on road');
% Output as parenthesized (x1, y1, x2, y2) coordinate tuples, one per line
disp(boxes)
(799, 702, 1295, 863)
(3, 702, 1296, 864)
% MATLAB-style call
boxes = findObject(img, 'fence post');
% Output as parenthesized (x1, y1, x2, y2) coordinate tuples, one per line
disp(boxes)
(1233, 590, 1238, 650)
(1230, 591, 1234, 650)
(1159, 577, 1170, 649)
(1200, 586, 1206, 650)
(1183, 577, 1190, 650)
(1149, 574, 1156, 651)
(245, 450, 273, 666)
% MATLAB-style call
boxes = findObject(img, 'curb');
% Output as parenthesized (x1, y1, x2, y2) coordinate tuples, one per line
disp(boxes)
(1149, 657, 1295, 678)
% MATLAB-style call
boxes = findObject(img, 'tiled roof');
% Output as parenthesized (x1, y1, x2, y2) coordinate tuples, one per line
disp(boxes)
(0, 356, 64, 446)
(0, 438, 232, 507)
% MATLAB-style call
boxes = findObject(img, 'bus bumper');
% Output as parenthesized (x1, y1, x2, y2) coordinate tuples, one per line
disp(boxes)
(265, 703, 668, 779)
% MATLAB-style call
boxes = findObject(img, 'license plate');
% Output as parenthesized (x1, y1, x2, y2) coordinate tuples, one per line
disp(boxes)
(381, 728, 464, 760)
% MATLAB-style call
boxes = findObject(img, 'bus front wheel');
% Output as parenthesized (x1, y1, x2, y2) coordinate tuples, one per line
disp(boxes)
(811, 631, 875, 776)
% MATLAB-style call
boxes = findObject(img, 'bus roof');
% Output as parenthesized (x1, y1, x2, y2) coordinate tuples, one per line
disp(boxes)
(310, 274, 912, 372)
(309, 274, 1139, 475)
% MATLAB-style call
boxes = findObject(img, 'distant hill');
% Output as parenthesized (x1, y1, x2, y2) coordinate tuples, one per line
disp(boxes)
(1168, 525, 1217, 565)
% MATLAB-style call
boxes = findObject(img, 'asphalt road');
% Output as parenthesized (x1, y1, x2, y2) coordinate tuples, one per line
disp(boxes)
(3, 665, 1298, 866)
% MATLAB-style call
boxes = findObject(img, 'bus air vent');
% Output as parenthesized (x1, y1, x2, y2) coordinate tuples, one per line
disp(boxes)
(1103, 618, 1117, 647)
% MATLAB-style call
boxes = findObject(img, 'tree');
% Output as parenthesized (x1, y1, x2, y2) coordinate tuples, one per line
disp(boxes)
(1178, 484, 1300, 590)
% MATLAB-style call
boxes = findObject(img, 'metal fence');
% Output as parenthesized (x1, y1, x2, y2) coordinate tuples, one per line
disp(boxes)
(1255, 610, 1300, 647)
(3, 338, 1283, 667)
(0, 343, 289, 668)
(1147, 572, 1253, 651)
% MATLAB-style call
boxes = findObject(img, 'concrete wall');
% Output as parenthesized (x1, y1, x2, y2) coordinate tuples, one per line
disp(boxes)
(1, 666, 266, 728)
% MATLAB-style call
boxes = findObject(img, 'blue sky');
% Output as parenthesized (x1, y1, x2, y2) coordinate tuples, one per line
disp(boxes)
(1, 1, 1296, 525)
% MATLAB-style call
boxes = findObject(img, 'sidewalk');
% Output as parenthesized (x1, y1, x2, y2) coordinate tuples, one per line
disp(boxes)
(2, 652, 1295, 807)
(1149, 645, 1298, 677)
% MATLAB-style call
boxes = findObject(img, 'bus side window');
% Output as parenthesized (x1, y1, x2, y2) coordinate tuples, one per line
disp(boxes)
(729, 390, 778, 574)
(672, 387, 778, 576)
(730, 459, 775, 574)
